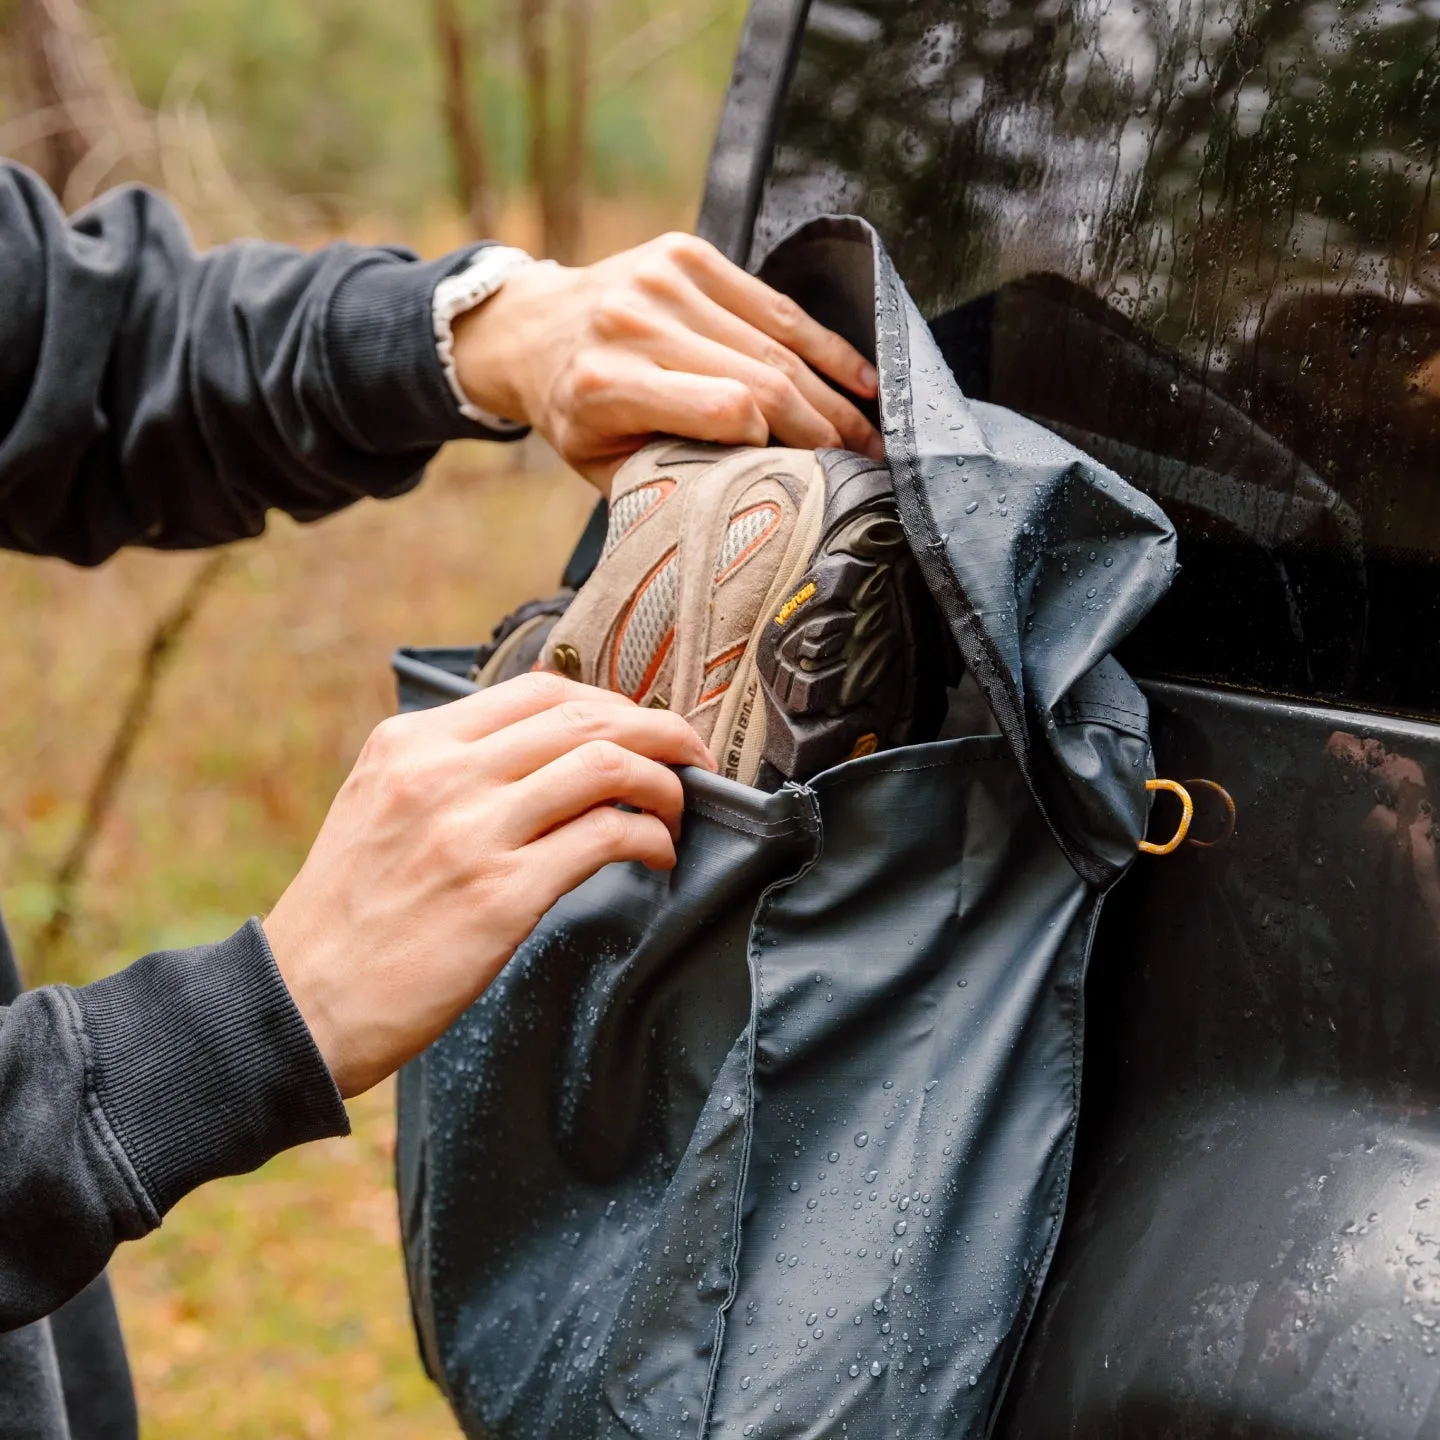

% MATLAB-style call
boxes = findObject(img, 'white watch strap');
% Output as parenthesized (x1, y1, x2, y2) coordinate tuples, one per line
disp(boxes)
(433, 246, 536, 432)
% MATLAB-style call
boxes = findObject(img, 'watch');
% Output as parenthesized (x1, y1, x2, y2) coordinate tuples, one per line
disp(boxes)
(432, 245, 539, 433)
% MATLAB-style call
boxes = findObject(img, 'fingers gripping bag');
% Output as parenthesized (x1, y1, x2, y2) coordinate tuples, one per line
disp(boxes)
(391, 216, 1177, 1439)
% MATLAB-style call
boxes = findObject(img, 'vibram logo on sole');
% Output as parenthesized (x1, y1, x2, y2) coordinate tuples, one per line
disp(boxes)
(774, 581, 817, 628)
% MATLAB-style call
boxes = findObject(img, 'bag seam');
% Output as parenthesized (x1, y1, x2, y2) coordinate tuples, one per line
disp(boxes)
(982, 892, 1105, 1438)
(811, 744, 1008, 789)
(698, 787, 823, 1435)
(685, 794, 809, 838)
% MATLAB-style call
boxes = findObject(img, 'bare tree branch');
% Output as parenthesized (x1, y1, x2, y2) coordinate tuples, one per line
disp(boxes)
(433, 0, 493, 237)
(155, 61, 266, 243)
(31, 552, 231, 978)
(518, 0, 561, 257)
(7, 0, 156, 194)
(554, 0, 589, 261)
(593, 0, 733, 101)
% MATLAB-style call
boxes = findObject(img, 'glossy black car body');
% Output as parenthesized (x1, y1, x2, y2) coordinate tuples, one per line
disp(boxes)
(695, 0, 1440, 1432)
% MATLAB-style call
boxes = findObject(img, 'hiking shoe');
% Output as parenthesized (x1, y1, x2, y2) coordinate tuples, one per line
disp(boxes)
(469, 591, 575, 688)
(537, 441, 938, 787)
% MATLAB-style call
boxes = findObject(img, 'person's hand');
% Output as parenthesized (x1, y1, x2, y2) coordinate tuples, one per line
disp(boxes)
(452, 232, 883, 491)
(262, 673, 715, 1098)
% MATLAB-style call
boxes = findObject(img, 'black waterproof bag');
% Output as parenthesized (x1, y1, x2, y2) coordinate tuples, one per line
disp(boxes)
(393, 217, 1177, 1439)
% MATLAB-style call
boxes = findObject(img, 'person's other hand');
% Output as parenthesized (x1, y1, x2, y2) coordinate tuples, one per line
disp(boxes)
(452, 233, 883, 491)
(261, 673, 715, 1098)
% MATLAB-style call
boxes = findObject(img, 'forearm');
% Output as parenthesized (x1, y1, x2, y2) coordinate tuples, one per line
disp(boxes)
(0, 163, 511, 566)
(0, 922, 346, 1331)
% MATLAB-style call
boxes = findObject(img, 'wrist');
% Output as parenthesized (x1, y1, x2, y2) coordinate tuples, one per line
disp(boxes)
(452, 300, 527, 424)
(452, 260, 573, 430)
(260, 905, 346, 1094)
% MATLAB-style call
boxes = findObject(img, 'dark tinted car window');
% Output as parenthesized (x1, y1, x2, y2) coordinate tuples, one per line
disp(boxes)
(754, 0, 1440, 713)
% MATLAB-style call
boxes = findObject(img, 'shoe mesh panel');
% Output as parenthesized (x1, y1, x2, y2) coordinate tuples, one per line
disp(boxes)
(715, 502, 781, 582)
(613, 551, 679, 699)
(602, 480, 675, 559)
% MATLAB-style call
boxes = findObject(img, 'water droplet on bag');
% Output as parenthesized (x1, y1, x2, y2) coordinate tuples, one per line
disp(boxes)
(894, 1220, 908, 1236)
(828, 1151, 840, 1164)
(849, 1364, 861, 1378)
(854, 1132, 869, 1148)
(721, 1095, 734, 1111)
(964, 500, 979, 514)
(870, 1360, 883, 1377)
(790, 1181, 801, 1192)
(741, 1376, 752, 1390)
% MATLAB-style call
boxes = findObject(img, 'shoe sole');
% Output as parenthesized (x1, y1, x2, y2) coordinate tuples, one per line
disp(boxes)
(750, 451, 920, 783)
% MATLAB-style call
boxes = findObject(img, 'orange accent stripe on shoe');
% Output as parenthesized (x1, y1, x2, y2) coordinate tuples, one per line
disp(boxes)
(633, 628, 675, 704)
(697, 642, 747, 705)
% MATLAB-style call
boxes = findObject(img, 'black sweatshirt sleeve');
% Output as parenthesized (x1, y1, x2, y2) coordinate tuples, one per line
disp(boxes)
(0, 165, 513, 1329)
(0, 161, 520, 566)
(0, 921, 349, 1331)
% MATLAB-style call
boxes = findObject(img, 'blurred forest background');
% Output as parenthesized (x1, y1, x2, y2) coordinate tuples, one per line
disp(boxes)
(0, 0, 745, 1432)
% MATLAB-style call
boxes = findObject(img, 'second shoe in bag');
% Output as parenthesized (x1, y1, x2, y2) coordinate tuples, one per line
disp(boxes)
(537, 441, 943, 787)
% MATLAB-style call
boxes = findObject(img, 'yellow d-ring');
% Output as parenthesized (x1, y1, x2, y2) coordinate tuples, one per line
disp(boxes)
(1184, 777, 1237, 849)
(1139, 778, 1194, 855)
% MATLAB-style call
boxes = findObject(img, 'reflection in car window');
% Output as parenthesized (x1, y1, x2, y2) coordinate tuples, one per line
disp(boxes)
(756, 0, 1440, 713)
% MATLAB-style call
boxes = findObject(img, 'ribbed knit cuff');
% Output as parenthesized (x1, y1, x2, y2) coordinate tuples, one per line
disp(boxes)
(325, 244, 527, 451)
(73, 920, 350, 1216)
